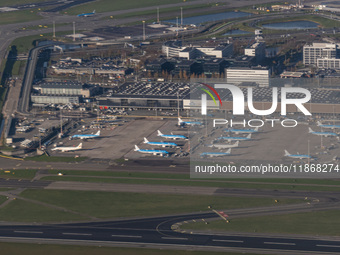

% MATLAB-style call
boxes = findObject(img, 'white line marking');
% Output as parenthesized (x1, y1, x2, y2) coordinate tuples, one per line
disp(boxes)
(264, 242, 296, 246)
(213, 239, 244, 243)
(316, 244, 340, 248)
(62, 233, 92, 236)
(161, 237, 188, 240)
(14, 231, 43, 234)
(111, 234, 142, 238)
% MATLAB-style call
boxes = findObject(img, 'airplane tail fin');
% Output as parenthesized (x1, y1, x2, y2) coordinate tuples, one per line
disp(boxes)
(247, 134, 251, 139)
(226, 148, 231, 154)
(143, 137, 149, 143)
(93, 10, 96, 13)
(134, 145, 140, 151)
(78, 143, 82, 149)
(254, 127, 259, 132)
(308, 127, 314, 133)
(284, 150, 290, 156)
(235, 141, 240, 147)
(96, 130, 100, 136)
(317, 121, 322, 126)
(157, 130, 163, 136)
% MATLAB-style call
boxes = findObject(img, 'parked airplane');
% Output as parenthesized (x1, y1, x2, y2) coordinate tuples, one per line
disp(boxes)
(51, 143, 82, 152)
(143, 138, 178, 148)
(284, 150, 313, 159)
(308, 128, 338, 137)
(134, 145, 169, 156)
(208, 141, 239, 149)
(70, 131, 100, 140)
(178, 117, 202, 126)
(226, 127, 259, 134)
(200, 148, 231, 157)
(217, 134, 252, 141)
(77, 10, 95, 17)
(317, 121, 340, 129)
(157, 130, 188, 140)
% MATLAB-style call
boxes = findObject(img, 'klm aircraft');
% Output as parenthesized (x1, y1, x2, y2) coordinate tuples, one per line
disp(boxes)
(70, 131, 100, 140)
(309, 128, 338, 137)
(225, 127, 259, 134)
(217, 134, 252, 141)
(208, 141, 239, 149)
(178, 118, 202, 126)
(77, 10, 96, 17)
(317, 121, 340, 129)
(200, 148, 231, 158)
(134, 145, 169, 157)
(284, 150, 314, 160)
(157, 130, 188, 140)
(143, 138, 178, 148)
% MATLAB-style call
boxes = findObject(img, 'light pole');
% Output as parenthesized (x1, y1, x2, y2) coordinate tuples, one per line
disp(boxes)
(308, 139, 310, 165)
(142, 21, 146, 41)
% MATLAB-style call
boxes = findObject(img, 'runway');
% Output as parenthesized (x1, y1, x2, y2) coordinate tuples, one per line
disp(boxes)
(0, 212, 339, 254)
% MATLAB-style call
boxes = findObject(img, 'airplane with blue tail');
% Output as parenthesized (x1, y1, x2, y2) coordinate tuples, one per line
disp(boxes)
(217, 134, 252, 141)
(178, 118, 202, 126)
(157, 130, 188, 140)
(317, 121, 340, 129)
(308, 128, 338, 137)
(143, 138, 178, 148)
(200, 148, 231, 158)
(77, 10, 96, 17)
(134, 145, 169, 157)
(70, 131, 100, 140)
(225, 127, 259, 134)
(284, 150, 314, 160)
(208, 141, 239, 149)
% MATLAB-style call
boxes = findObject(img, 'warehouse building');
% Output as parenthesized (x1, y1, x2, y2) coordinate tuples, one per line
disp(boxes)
(31, 81, 99, 104)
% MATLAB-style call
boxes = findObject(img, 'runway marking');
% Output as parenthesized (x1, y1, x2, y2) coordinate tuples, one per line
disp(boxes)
(62, 233, 92, 236)
(213, 239, 244, 243)
(14, 231, 43, 234)
(161, 237, 188, 240)
(316, 244, 340, 248)
(264, 242, 296, 246)
(111, 234, 142, 238)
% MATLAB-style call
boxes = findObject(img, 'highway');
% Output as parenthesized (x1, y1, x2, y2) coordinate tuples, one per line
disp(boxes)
(0, 212, 339, 254)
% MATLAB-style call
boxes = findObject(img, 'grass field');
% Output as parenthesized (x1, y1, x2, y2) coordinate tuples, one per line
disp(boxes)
(42, 175, 340, 192)
(47, 170, 340, 185)
(65, 0, 197, 15)
(0, 0, 47, 7)
(0, 196, 7, 206)
(10, 30, 80, 54)
(113, 3, 214, 19)
(0, 242, 257, 255)
(0, 170, 37, 180)
(16, 190, 300, 221)
(0, 9, 42, 26)
(11, 60, 27, 76)
(0, 199, 85, 222)
(183, 210, 340, 236)
(25, 155, 87, 162)
(259, 14, 340, 28)
(10, 35, 43, 54)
